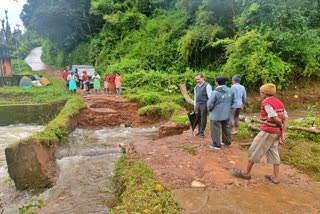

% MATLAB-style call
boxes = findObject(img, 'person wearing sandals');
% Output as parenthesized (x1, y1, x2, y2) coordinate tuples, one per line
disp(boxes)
(230, 74, 247, 135)
(233, 83, 288, 184)
(207, 76, 234, 149)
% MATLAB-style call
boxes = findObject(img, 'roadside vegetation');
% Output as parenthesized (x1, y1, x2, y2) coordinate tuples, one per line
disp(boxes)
(111, 155, 180, 213)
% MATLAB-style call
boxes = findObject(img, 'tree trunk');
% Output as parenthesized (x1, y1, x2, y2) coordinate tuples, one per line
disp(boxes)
(239, 115, 320, 134)
(179, 84, 194, 106)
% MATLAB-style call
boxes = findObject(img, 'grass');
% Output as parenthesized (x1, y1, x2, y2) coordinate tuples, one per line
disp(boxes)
(111, 155, 180, 214)
(0, 75, 69, 105)
(11, 59, 33, 75)
(2, 63, 86, 146)
(183, 146, 197, 155)
(6, 95, 86, 148)
(280, 138, 320, 180)
(171, 114, 190, 126)
(1, 60, 70, 105)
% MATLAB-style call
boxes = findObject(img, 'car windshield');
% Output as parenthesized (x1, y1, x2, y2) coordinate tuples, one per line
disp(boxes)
(73, 65, 95, 76)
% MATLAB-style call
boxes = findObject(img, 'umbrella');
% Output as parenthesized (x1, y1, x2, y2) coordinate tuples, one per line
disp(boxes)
(187, 111, 199, 135)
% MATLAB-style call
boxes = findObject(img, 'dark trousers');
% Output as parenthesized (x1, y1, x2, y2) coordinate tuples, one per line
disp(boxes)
(210, 119, 231, 147)
(196, 103, 208, 135)
(230, 108, 241, 128)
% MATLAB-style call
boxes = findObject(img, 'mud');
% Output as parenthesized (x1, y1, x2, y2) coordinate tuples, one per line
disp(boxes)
(128, 131, 320, 213)
(77, 94, 158, 128)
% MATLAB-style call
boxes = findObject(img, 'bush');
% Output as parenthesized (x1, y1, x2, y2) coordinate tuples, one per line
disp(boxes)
(215, 29, 292, 89)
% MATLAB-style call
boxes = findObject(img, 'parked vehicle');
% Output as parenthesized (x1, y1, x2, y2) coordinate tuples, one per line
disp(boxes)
(72, 65, 95, 89)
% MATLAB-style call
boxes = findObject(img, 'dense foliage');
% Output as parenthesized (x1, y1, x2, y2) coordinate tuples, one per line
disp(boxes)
(18, 0, 320, 88)
(20, 0, 104, 52)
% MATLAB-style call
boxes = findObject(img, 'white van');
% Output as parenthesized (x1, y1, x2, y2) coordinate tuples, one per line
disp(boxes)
(72, 65, 95, 89)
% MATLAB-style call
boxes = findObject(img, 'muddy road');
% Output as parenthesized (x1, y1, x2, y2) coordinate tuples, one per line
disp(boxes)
(129, 130, 320, 213)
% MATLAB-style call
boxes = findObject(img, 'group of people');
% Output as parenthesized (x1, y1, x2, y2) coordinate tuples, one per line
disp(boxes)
(194, 74, 247, 145)
(102, 72, 122, 95)
(194, 73, 288, 184)
(62, 66, 122, 95)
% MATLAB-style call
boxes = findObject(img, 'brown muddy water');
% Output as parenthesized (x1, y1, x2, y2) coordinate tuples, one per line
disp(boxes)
(0, 126, 158, 214)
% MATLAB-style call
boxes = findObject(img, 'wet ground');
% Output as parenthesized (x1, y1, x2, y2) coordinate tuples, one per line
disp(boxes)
(129, 130, 320, 213)
(19, 45, 320, 213)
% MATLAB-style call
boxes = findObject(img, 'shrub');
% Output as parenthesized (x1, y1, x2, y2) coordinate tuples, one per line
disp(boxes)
(214, 29, 292, 89)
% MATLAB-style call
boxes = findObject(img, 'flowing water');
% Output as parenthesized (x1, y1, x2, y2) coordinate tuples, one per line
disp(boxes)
(0, 124, 45, 214)
(0, 126, 158, 214)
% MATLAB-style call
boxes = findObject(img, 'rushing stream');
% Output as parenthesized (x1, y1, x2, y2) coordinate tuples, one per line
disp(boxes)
(0, 124, 45, 214)
(0, 126, 158, 214)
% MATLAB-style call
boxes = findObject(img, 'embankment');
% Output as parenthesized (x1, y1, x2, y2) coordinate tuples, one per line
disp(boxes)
(5, 94, 187, 190)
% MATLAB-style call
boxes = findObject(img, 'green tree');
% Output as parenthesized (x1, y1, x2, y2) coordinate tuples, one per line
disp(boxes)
(215, 29, 291, 89)
(21, 0, 104, 52)
(235, 0, 320, 77)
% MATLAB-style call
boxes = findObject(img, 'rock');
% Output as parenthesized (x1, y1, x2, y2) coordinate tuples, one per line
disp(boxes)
(191, 180, 206, 188)
(5, 142, 57, 190)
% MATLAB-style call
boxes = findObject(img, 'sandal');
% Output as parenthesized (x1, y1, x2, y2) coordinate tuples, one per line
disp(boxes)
(233, 169, 251, 180)
(265, 175, 280, 184)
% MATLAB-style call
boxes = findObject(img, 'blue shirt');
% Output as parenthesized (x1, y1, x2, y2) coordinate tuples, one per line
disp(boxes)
(231, 83, 247, 108)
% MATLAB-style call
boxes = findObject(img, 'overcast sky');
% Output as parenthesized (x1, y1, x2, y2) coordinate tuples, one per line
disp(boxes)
(0, 0, 27, 31)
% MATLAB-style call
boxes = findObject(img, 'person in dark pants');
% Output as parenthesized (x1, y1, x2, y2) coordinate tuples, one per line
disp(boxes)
(207, 76, 234, 150)
(230, 74, 247, 134)
(194, 74, 212, 138)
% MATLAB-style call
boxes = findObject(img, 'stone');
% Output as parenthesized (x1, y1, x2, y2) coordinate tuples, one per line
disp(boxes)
(191, 180, 206, 188)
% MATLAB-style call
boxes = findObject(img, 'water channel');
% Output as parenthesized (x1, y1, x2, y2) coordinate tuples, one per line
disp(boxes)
(0, 125, 158, 213)
(0, 124, 44, 213)
(0, 47, 159, 213)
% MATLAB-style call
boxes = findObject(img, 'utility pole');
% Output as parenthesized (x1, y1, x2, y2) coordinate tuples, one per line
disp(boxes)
(14, 27, 21, 73)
